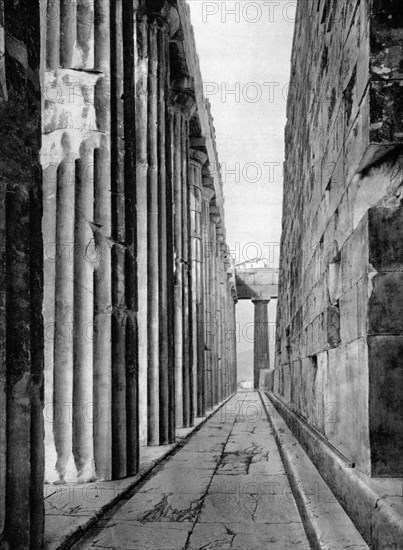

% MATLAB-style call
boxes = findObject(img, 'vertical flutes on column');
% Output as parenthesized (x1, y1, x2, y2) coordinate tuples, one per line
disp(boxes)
(182, 117, 192, 427)
(73, 141, 95, 482)
(54, 140, 75, 482)
(147, 20, 160, 445)
(201, 185, 215, 410)
(189, 150, 208, 418)
(93, 136, 112, 481)
(46, 0, 60, 69)
(60, 0, 76, 68)
(93, 0, 112, 480)
(135, 14, 149, 446)
(173, 112, 184, 428)
(166, 110, 176, 443)
(158, 26, 170, 445)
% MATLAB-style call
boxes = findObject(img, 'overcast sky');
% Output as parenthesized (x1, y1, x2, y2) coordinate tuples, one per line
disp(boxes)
(188, 1, 296, 380)
(189, 0, 296, 267)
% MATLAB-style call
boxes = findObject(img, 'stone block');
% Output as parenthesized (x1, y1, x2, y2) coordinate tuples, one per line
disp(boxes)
(325, 340, 371, 473)
(368, 335, 403, 476)
(283, 363, 291, 404)
(368, 271, 403, 335)
(340, 284, 359, 344)
(341, 215, 369, 292)
(368, 207, 403, 270)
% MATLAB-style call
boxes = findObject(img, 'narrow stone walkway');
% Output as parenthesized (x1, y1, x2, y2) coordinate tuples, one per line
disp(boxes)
(75, 392, 310, 550)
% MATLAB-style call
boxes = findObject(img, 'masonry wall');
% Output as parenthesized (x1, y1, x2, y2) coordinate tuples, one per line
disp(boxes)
(273, 0, 403, 477)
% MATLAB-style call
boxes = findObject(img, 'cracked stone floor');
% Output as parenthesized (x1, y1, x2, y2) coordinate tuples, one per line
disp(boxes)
(74, 392, 311, 550)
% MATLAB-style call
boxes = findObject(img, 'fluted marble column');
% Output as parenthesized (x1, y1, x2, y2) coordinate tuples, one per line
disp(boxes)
(135, 14, 149, 447)
(252, 299, 270, 389)
(209, 218, 219, 406)
(189, 149, 208, 417)
(147, 20, 160, 445)
(173, 111, 184, 428)
(201, 186, 215, 410)
(73, 141, 96, 482)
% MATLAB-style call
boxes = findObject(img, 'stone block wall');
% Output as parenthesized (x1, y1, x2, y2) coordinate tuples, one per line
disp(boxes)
(274, 0, 403, 477)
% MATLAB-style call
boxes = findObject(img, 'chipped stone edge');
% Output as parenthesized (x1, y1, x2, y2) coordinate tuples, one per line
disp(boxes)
(262, 391, 403, 550)
(259, 392, 369, 550)
(44, 393, 235, 550)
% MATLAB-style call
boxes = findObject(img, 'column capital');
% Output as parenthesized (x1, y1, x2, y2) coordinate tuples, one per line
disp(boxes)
(170, 88, 197, 118)
(140, 0, 180, 37)
(189, 148, 208, 167)
(251, 298, 270, 305)
(201, 186, 215, 203)
(202, 175, 215, 188)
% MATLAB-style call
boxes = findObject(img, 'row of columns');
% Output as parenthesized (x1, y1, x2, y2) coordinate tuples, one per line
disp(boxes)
(43, 0, 139, 484)
(41, 2, 238, 488)
(1, 1, 239, 548)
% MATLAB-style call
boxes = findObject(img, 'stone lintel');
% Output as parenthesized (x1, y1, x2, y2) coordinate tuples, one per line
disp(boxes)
(190, 136, 207, 148)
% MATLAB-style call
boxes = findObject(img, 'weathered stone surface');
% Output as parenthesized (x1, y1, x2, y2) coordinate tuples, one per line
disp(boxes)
(188, 523, 310, 550)
(138, 468, 212, 494)
(117, 492, 205, 523)
(89, 521, 192, 549)
(67, 393, 311, 549)
(263, 392, 369, 550)
(275, 0, 403, 481)
(368, 335, 403, 476)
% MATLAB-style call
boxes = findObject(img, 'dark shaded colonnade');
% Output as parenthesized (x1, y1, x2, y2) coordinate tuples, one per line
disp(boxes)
(0, 1, 237, 548)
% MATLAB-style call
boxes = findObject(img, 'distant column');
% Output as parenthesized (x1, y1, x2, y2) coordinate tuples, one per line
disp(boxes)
(252, 299, 270, 389)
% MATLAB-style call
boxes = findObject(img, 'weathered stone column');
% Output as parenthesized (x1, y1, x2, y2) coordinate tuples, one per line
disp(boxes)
(147, 20, 160, 445)
(110, 0, 127, 480)
(73, 141, 96, 482)
(93, 0, 112, 481)
(135, 14, 149, 447)
(173, 111, 184, 428)
(253, 299, 270, 389)
(166, 109, 176, 442)
(216, 246, 224, 402)
(201, 186, 215, 410)
(157, 24, 172, 445)
(189, 149, 208, 417)
(93, 136, 112, 481)
(209, 218, 219, 406)
(182, 116, 192, 427)
(123, 2, 139, 476)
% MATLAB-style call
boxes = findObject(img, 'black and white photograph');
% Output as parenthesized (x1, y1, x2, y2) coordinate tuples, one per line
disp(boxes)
(0, 1, 402, 549)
